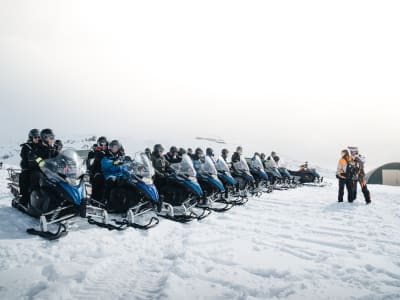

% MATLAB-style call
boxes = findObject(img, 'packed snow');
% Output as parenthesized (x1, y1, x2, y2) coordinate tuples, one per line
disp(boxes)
(0, 138, 399, 300)
(0, 168, 399, 299)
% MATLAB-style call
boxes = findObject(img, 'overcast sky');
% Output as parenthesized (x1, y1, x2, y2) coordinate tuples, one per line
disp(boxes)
(0, 0, 399, 170)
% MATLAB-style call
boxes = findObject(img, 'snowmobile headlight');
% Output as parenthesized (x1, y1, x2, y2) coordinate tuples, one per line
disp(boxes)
(141, 177, 153, 185)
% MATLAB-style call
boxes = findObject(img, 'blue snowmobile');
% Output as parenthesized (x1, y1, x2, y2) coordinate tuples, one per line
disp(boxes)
(194, 156, 234, 212)
(157, 154, 211, 223)
(88, 152, 160, 230)
(8, 149, 105, 240)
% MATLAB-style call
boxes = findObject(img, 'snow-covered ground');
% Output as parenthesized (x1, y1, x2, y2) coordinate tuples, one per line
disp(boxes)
(0, 162, 399, 299)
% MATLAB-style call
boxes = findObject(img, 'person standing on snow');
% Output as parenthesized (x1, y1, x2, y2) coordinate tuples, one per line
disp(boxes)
(336, 149, 356, 203)
(350, 149, 371, 205)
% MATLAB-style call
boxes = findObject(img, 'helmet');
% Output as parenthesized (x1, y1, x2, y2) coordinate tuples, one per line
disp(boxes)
(273, 156, 280, 162)
(109, 140, 121, 152)
(154, 144, 164, 153)
(40, 129, 55, 144)
(187, 148, 193, 154)
(195, 148, 203, 156)
(221, 148, 229, 155)
(271, 151, 277, 157)
(206, 147, 214, 157)
(254, 152, 260, 157)
(178, 148, 186, 156)
(260, 153, 266, 159)
(54, 139, 63, 149)
(169, 146, 178, 154)
(97, 136, 108, 146)
(236, 146, 243, 154)
(28, 128, 40, 141)
(145, 148, 151, 154)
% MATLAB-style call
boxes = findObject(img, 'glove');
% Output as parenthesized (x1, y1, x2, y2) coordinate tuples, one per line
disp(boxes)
(113, 159, 122, 166)
(35, 157, 45, 167)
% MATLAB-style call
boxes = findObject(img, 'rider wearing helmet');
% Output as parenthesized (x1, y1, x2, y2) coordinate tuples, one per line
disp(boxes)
(165, 146, 180, 163)
(87, 136, 109, 201)
(54, 139, 63, 154)
(29, 128, 58, 192)
(151, 144, 170, 185)
(18, 129, 41, 205)
(101, 140, 131, 202)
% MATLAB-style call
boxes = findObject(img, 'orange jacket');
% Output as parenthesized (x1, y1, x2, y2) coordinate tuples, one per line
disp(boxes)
(337, 157, 348, 179)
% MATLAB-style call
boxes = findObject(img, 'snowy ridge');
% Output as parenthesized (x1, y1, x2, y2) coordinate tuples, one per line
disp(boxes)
(0, 161, 399, 299)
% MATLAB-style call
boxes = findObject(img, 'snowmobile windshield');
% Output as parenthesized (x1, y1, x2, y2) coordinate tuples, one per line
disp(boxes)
(170, 154, 197, 178)
(127, 153, 155, 183)
(215, 156, 230, 173)
(43, 148, 86, 185)
(251, 156, 264, 170)
(233, 155, 250, 173)
(197, 156, 217, 176)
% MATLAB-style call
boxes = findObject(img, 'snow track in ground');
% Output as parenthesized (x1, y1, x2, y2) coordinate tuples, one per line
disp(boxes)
(0, 167, 399, 300)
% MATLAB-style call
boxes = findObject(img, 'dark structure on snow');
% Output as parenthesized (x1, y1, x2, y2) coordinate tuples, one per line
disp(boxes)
(366, 162, 400, 186)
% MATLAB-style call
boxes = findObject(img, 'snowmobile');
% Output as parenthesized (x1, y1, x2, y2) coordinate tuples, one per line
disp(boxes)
(215, 156, 248, 205)
(7, 149, 107, 240)
(194, 156, 234, 212)
(157, 154, 211, 223)
(289, 168, 325, 187)
(87, 153, 160, 230)
(231, 155, 255, 199)
(248, 156, 273, 194)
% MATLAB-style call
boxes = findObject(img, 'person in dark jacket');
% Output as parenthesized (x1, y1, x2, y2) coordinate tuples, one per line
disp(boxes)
(100, 140, 131, 208)
(54, 139, 63, 154)
(29, 128, 58, 192)
(151, 144, 170, 187)
(18, 129, 41, 205)
(187, 148, 194, 159)
(165, 146, 181, 164)
(221, 148, 229, 163)
(87, 136, 109, 201)
(352, 152, 371, 204)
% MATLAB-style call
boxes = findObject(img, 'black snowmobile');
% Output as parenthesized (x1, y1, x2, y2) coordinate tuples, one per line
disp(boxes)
(7, 149, 107, 240)
(156, 154, 211, 223)
(87, 153, 160, 230)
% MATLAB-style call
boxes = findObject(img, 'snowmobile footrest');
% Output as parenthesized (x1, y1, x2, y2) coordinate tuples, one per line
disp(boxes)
(26, 223, 68, 240)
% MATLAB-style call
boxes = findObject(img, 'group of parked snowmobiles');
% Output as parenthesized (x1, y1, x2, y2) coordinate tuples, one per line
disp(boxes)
(6, 130, 324, 240)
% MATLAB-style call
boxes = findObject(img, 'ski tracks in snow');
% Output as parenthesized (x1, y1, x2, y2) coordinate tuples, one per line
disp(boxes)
(0, 165, 400, 300)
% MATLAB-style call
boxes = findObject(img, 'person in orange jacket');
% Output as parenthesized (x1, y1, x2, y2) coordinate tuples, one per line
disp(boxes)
(336, 149, 356, 202)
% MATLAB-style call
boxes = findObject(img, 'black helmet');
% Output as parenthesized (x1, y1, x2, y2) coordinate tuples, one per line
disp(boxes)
(40, 128, 55, 144)
(170, 146, 178, 154)
(97, 136, 108, 146)
(109, 140, 121, 151)
(206, 147, 214, 157)
(260, 153, 266, 159)
(153, 144, 164, 153)
(273, 156, 280, 162)
(271, 151, 277, 157)
(195, 148, 203, 156)
(221, 148, 229, 155)
(236, 146, 243, 154)
(145, 148, 151, 154)
(54, 139, 63, 149)
(28, 128, 40, 141)
(187, 148, 193, 154)
(254, 152, 260, 157)
(178, 147, 186, 156)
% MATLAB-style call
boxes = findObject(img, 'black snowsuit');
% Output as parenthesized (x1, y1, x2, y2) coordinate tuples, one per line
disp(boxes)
(28, 143, 58, 191)
(87, 147, 109, 201)
(19, 142, 38, 204)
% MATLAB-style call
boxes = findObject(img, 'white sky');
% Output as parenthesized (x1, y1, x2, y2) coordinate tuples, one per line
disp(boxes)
(0, 0, 399, 170)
